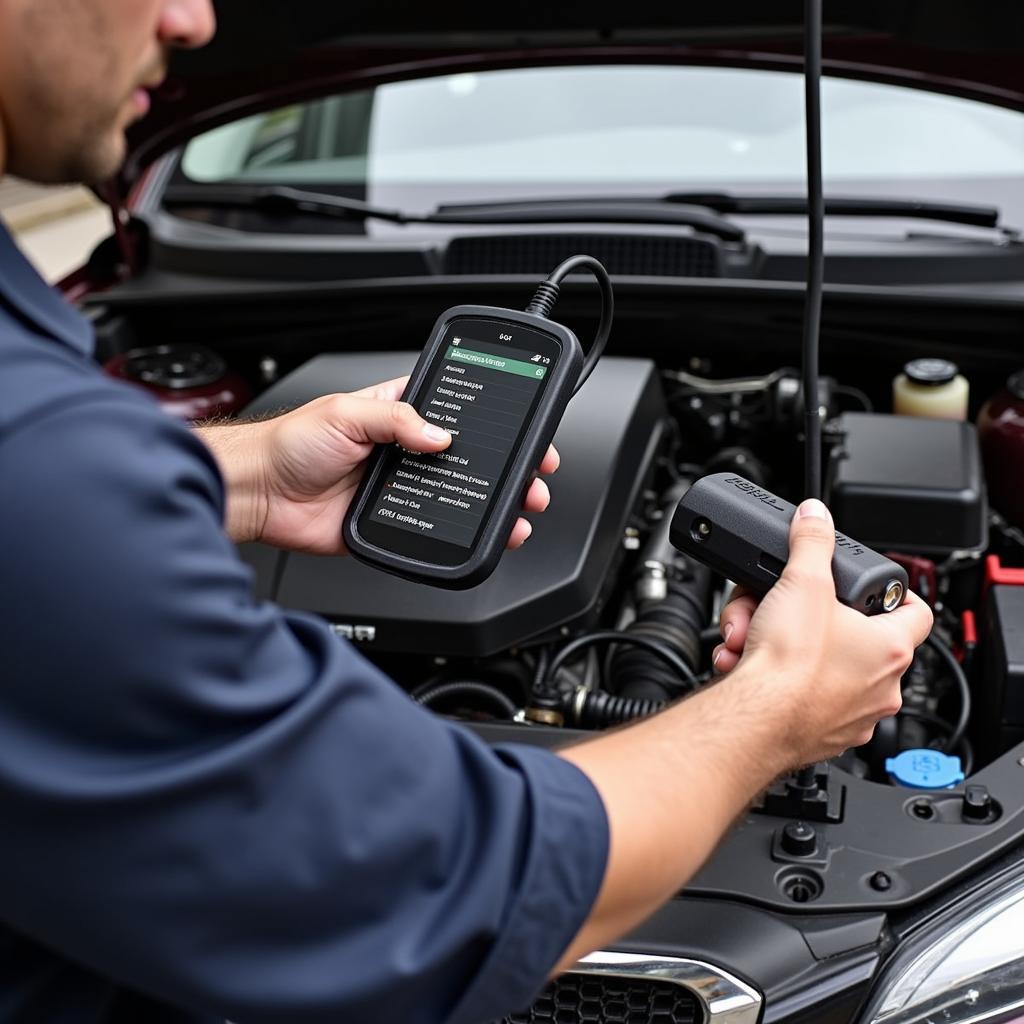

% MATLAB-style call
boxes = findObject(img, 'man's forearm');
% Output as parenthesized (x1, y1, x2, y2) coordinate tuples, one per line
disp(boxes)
(554, 656, 790, 972)
(194, 422, 269, 544)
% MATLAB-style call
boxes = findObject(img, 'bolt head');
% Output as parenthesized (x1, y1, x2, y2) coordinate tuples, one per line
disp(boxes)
(781, 821, 817, 857)
(963, 785, 994, 822)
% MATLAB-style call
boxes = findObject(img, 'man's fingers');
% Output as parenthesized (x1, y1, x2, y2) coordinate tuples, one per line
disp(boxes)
(506, 517, 533, 549)
(523, 477, 551, 513)
(340, 387, 556, 474)
(719, 591, 759, 653)
(712, 644, 741, 674)
(539, 445, 560, 475)
(337, 397, 452, 452)
(782, 498, 837, 592)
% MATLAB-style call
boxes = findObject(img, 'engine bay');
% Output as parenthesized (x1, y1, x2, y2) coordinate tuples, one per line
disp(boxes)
(88, 279, 1024, 913)
(236, 344, 1007, 767)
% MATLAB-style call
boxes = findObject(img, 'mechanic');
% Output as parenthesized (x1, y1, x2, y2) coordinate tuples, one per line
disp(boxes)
(0, 2, 934, 1023)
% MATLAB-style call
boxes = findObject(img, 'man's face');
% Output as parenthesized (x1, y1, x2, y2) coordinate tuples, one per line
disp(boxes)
(0, 0, 215, 185)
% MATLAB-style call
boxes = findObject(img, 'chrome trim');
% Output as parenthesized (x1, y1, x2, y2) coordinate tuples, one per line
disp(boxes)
(571, 950, 762, 1024)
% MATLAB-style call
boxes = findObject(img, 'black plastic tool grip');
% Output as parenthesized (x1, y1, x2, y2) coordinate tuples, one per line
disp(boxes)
(669, 474, 908, 615)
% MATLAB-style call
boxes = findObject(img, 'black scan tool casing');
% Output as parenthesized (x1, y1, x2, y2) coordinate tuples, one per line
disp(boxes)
(670, 474, 909, 615)
(343, 305, 584, 589)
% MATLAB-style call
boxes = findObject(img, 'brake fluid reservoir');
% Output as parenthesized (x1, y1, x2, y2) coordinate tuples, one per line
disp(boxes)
(893, 358, 969, 420)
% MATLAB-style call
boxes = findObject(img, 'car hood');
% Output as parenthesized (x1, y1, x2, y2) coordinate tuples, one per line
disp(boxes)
(121, 0, 1024, 192)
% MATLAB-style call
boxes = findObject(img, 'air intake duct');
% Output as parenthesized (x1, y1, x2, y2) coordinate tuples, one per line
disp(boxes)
(611, 482, 712, 702)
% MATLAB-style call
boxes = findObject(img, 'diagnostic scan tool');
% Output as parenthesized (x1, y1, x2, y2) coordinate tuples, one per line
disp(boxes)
(344, 257, 612, 588)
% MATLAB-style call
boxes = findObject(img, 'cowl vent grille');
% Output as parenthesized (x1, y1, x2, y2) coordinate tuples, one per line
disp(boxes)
(444, 233, 722, 277)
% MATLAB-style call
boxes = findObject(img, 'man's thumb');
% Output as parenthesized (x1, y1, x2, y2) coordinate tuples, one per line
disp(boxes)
(784, 498, 837, 590)
(348, 398, 452, 452)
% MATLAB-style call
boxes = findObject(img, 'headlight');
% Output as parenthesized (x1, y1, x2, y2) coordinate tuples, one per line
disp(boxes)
(860, 866, 1024, 1024)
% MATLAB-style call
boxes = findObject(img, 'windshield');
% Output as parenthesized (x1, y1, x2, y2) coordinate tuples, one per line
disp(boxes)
(181, 65, 1024, 199)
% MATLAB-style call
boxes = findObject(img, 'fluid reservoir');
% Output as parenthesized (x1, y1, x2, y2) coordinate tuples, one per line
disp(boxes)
(978, 369, 1024, 526)
(886, 749, 964, 790)
(893, 358, 969, 420)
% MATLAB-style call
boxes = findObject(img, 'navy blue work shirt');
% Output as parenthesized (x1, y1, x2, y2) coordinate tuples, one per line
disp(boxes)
(0, 221, 608, 1024)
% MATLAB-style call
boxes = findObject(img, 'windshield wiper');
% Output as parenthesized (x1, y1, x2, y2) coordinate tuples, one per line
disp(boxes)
(438, 192, 1007, 231)
(164, 183, 1004, 238)
(163, 184, 413, 224)
(662, 193, 1003, 231)
(427, 197, 743, 240)
(438, 193, 1005, 231)
(162, 184, 745, 242)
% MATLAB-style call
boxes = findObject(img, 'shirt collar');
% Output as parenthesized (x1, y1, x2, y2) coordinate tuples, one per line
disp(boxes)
(0, 217, 95, 356)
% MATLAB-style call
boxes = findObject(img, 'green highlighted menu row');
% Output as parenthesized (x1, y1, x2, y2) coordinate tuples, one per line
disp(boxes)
(445, 345, 547, 380)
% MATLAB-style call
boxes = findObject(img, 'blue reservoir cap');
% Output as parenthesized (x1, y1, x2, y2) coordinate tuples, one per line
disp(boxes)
(885, 749, 964, 790)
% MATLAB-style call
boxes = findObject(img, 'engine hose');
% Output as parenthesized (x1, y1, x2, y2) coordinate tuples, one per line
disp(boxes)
(563, 687, 665, 729)
(924, 633, 970, 754)
(414, 681, 518, 720)
(612, 574, 711, 699)
(544, 630, 696, 694)
(611, 484, 713, 702)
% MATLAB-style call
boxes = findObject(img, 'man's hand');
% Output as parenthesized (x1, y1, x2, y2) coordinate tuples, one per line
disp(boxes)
(197, 378, 558, 554)
(554, 497, 933, 973)
(713, 498, 933, 762)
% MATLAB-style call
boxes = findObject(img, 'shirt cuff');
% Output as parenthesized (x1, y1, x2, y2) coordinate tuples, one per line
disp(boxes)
(447, 743, 609, 1024)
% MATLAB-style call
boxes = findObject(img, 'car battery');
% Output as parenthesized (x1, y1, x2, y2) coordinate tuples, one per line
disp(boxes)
(983, 563, 1024, 753)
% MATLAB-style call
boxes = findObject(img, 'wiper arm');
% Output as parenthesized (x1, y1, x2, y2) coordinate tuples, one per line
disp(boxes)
(163, 184, 413, 224)
(428, 198, 744, 241)
(665, 192, 1002, 230)
(162, 184, 746, 242)
(429, 192, 1003, 236)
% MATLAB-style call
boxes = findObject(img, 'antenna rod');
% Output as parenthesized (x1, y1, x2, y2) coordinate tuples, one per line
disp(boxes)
(802, 0, 824, 499)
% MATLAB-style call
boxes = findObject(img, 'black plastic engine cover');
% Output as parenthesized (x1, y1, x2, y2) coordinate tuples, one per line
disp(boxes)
(238, 353, 665, 656)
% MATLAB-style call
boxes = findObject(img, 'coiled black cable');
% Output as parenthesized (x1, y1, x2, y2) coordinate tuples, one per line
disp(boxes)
(525, 254, 613, 395)
(413, 680, 518, 720)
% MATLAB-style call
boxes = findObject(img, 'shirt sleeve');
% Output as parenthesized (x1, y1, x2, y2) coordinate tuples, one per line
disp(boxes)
(0, 387, 609, 1024)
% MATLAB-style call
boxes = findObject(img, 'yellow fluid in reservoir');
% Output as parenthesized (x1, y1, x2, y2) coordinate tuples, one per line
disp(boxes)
(893, 359, 969, 420)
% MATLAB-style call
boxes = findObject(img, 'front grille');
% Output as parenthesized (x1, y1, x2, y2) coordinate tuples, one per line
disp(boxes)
(444, 233, 722, 278)
(497, 974, 701, 1024)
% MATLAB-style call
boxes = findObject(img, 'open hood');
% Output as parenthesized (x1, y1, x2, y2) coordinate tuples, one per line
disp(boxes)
(121, 0, 1024, 192)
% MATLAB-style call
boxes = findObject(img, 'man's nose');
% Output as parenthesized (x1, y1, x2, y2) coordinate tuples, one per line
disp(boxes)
(158, 0, 217, 49)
